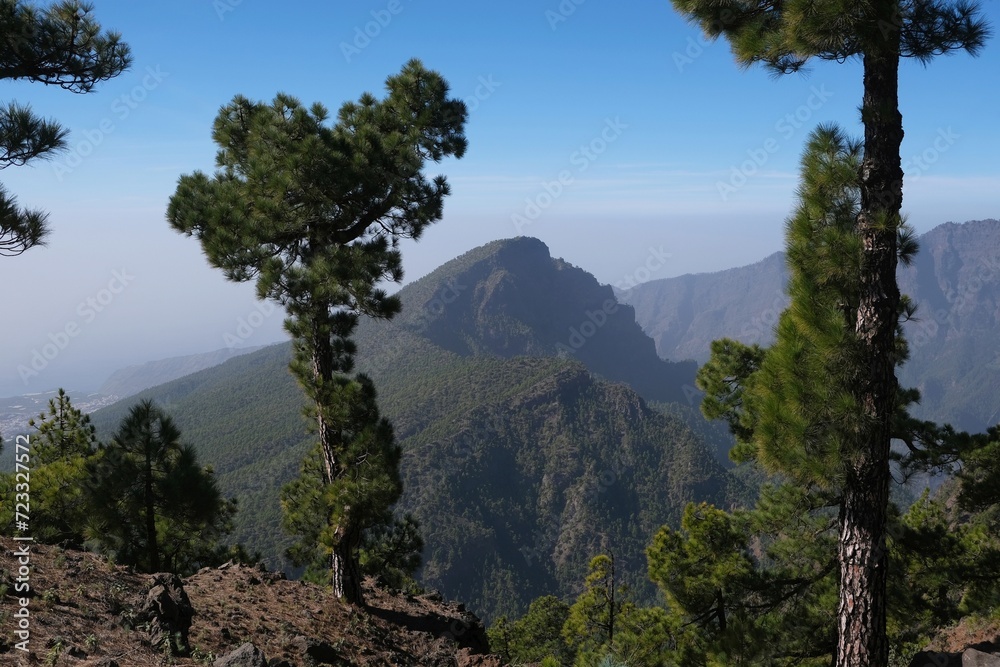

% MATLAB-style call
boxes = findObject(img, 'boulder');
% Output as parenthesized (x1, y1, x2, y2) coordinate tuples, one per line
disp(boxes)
(909, 651, 961, 667)
(289, 635, 350, 666)
(964, 648, 1000, 667)
(214, 642, 268, 667)
(138, 573, 194, 655)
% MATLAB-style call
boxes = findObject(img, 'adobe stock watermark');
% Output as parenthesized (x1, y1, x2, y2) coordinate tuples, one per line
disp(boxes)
(11, 434, 32, 653)
(511, 117, 628, 234)
(907, 246, 1000, 353)
(223, 301, 279, 348)
(716, 84, 834, 202)
(213, 0, 243, 20)
(741, 288, 789, 340)
(556, 298, 619, 357)
(17, 269, 135, 384)
(903, 127, 959, 182)
(463, 75, 501, 114)
(614, 246, 672, 292)
(340, 0, 407, 63)
(672, 32, 717, 73)
(671, 8, 740, 72)
(376, 279, 467, 362)
(519, 457, 631, 567)
(52, 66, 169, 181)
(410, 279, 466, 336)
(545, 0, 586, 30)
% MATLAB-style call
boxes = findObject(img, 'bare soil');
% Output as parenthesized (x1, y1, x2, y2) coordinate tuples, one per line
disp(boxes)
(0, 537, 502, 666)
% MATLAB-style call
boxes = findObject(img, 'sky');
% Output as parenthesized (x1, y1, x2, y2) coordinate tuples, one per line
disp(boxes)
(1, 0, 998, 398)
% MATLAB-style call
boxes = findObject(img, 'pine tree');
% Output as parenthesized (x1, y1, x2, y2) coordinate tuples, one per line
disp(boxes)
(668, 0, 990, 659)
(86, 400, 235, 574)
(648, 490, 839, 666)
(488, 595, 575, 665)
(167, 59, 467, 603)
(0, 0, 131, 255)
(695, 125, 1000, 664)
(564, 554, 622, 655)
(23, 388, 98, 545)
(28, 388, 97, 463)
(564, 553, 684, 666)
(280, 407, 415, 591)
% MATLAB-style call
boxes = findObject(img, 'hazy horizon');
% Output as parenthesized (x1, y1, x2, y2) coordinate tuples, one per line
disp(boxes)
(2, 0, 997, 399)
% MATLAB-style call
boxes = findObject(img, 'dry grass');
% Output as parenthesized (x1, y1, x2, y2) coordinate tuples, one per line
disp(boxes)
(922, 613, 1000, 655)
(0, 537, 501, 666)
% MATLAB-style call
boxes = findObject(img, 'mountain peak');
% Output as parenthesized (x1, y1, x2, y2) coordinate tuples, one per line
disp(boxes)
(367, 236, 696, 404)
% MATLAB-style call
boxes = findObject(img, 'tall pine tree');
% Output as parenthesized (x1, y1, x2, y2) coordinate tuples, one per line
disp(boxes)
(669, 125, 1000, 665)
(696, 122, 1000, 665)
(167, 59, 467, 603)
(668, 0, 989, 663)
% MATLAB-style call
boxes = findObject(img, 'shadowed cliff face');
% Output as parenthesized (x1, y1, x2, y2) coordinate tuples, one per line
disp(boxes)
(392, 358, 731, 622)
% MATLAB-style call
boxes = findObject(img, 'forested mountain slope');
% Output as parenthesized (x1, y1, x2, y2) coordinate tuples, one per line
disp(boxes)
(91, 238, 731, 621)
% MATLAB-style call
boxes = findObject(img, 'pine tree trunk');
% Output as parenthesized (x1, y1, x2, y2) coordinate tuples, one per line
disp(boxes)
(836, 12, 902, 667)
(310, 318, 364, 605)
(311, 324, 339, 487)
(332, 521, 363, 604)
(145, 448, 160, 573)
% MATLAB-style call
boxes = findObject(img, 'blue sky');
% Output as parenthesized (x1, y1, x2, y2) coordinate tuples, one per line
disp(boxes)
(1, 0, 998, 397)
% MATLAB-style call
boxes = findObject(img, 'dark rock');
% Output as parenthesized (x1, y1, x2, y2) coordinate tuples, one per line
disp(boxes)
(420, 590, 443, 603)
(91, 659, 120, 667)
(290, 635, 349, 666)
(268, 660, 293, 667)
(909, 651, 961, 667)
(214, 642, 268, 667)
(137, 573, 194, 656)
(445, 609, 491, 655)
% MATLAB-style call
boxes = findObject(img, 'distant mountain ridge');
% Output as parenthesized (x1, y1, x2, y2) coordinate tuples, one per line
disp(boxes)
(618, 218, 1000, 432)
(97, 346, 266, 398)
(614, 250, 787, 363)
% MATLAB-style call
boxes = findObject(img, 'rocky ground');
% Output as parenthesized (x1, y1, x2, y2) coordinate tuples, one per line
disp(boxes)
(0, 537, 502, 666)
(909, 617, 1000, 667)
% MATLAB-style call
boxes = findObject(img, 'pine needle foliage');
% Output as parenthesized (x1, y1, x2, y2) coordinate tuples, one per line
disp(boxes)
(167, 59, 467, 603)
(85, 400, 236, 575)
(22, 389, 98, 546)
(668, 0, 990, 660)
(691, 126, 1000, 665)
(0, 0, 131, 255)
